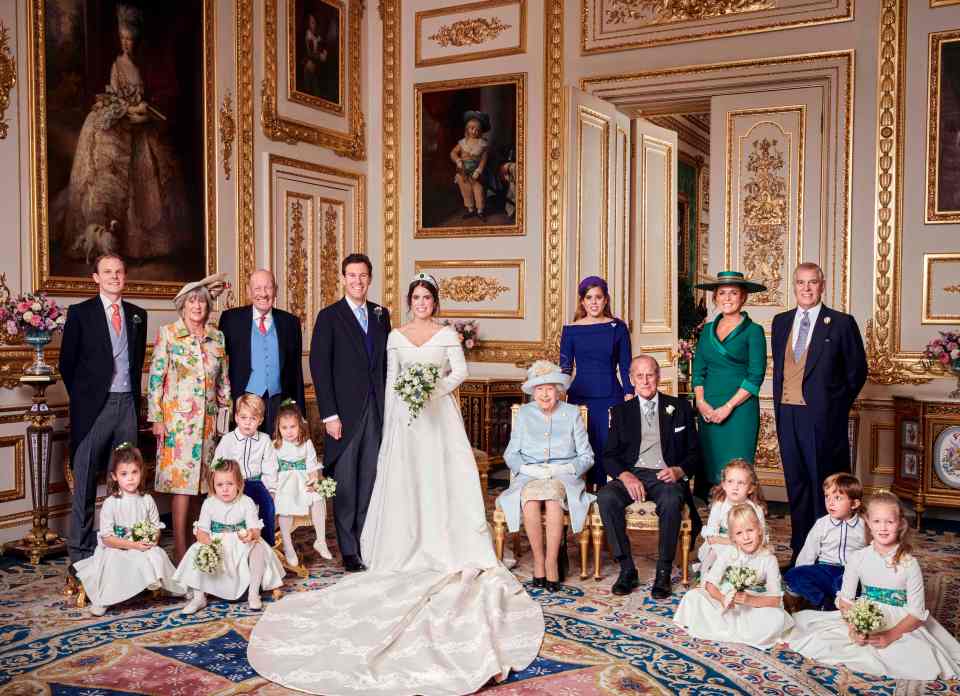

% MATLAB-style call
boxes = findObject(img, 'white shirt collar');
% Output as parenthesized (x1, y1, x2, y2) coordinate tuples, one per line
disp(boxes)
(344, 296, 367, 313)
(233, 428, 261, 442)
(829, 514, 860, 528)
(252, 307, 273, 321)
(638, 393, 659, 410)
(795, 302, 823, 323)
(99, 293, 123, 311)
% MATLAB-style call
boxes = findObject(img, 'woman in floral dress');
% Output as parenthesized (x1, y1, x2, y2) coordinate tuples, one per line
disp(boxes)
(148, 274, 231, 562)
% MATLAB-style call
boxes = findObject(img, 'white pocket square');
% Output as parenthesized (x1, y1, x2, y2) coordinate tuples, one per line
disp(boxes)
(674, 425, 686, 432)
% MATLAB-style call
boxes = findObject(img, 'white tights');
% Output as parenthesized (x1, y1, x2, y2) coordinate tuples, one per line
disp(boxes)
(278, 498, 329, 561)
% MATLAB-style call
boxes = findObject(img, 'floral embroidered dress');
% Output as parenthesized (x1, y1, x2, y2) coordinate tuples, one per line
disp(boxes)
(148, 319, 231, 494)
(787, 544, 960, 680)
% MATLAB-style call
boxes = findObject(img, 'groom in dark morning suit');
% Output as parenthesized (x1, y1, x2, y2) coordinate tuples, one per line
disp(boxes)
(772, 262, 867, 564)
(59, 254, 147, 565)
(309, 253, 391, 572)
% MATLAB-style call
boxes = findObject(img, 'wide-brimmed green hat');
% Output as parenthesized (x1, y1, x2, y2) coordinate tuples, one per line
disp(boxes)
(694, 270, 767, 294)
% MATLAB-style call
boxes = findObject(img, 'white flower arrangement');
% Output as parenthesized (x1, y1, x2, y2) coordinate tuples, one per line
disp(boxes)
(845, 598, 885, 636)
(307, 477, 337, 498)
(394, 362, 442, 424)
(131, 520, 160, 544)
(193, 537, 224, 574)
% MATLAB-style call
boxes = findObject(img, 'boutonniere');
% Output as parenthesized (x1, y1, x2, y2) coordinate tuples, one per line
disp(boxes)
(665, 405, 675, 415)
(372, 305, 383, 322)
(132, 314, 142, 326)
(823, 316, 831, 325)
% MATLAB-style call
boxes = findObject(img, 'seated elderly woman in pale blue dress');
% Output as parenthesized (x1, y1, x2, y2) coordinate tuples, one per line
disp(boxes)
(497, 361, 594, 592)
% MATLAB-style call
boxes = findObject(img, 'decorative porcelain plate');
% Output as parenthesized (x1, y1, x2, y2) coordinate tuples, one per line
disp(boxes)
(934, 426, 960, 489)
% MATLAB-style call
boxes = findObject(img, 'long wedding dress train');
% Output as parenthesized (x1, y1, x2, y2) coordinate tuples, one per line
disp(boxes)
(248, 327, 544, 695)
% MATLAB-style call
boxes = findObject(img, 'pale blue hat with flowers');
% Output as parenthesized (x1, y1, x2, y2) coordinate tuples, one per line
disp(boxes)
(521, 359, 571, 395)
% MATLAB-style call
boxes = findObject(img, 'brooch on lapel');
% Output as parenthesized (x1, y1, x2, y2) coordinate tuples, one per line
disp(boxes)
(665, 405, 675, 415)
(823, 317, 831, 325)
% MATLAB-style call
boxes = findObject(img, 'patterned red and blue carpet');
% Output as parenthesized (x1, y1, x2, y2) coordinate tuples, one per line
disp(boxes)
(2, 512, 960, 695)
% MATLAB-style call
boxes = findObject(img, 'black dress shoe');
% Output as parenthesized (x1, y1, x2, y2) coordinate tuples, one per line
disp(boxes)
(343, 555, 366, 572)
(650, 567, 672, 600)
(545, 580, 562, 593)
(531, 576, 546, 588)
(611, 568, 640, 596)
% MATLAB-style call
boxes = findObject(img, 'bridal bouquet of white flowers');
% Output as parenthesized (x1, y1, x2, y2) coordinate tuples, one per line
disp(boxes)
(845, 598, 885, 636)
(394, 362, 442, 424)
(193, 538, 224, 574)
(131, 520, 160, 544)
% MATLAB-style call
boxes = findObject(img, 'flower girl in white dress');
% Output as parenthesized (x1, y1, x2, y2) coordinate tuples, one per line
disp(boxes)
(788, 490, 960, 680)
(265, 400, 332, 566)
(675, 503, 793, 649)
(697, 459, 768, 577)
(175, 459, 284, 613)
(75, 444, 184, 616)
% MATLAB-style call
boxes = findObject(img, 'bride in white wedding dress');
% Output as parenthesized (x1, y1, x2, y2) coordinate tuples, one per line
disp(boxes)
(248, 274, 544, 696)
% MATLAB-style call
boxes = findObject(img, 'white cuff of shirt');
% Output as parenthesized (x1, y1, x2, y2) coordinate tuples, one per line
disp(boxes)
(322, 414, 339, 423)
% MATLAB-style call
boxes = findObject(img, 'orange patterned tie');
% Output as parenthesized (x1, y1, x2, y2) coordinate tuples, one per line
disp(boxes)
(110, 303, 121, 336)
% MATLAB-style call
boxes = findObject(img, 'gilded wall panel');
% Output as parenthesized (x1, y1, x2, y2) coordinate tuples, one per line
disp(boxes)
(581, 0, 852, 54)
(724, 107, 805, 309)
(923, 254, 960, 324)
(0, 435, 24, 505)
(414, 260, 525, 319)
(636, 131, 673, 334)
(415, 0, 526, 67)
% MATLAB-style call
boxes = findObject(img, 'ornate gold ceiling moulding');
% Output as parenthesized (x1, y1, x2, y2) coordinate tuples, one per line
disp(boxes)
(582, 0, 852, 54)
(219, 90, 235, 180)
(262, 0, 365, 160)
(429, 16, 510, 47)
(379, 1, 565, 365)
(604, 0, 773, 26)
(0, 21, 15, 140)
(237, 0, 256, 294)
(439, 276, 510, 302)
(867, 0, 932, 385)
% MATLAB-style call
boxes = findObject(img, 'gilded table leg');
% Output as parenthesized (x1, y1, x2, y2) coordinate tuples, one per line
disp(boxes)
(681, 526, 691, 586)
(591, 524, 603, 581)
(494, 517, 505, 561)
(579, 529, 589, 579)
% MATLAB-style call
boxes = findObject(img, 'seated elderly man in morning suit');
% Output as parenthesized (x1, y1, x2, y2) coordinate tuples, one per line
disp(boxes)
(598, 354, 702, 599)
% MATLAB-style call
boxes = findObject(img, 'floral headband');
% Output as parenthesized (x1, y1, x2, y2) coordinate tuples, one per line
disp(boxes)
(411, 272, 438, 290)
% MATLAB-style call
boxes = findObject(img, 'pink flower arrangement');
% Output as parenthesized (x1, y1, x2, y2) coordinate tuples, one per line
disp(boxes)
(924, 331, 960, 369)
(677, 338, 696, 364)
(1, 291, 67, 340)
(442, 319, 479, 352)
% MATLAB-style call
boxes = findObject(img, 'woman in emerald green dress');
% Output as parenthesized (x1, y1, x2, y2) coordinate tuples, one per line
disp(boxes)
(691, 271, 768, 487)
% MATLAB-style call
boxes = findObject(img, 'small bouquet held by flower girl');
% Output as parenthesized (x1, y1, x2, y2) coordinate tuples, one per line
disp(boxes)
(394, 362, 442, 423)
(719, 565, 759, 608)
(845, 597, 885, 636)
(131, 520, 161, 544)
(193, 538, 224, 574)
(307, 477, 337, 498)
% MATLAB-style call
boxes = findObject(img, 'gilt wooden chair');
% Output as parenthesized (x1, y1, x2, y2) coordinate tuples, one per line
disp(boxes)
(492, 404, 590, 579)
(587, 409, 693, 585)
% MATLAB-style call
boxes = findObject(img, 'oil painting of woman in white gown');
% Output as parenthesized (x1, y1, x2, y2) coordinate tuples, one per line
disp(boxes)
(248, 273, 544, 696)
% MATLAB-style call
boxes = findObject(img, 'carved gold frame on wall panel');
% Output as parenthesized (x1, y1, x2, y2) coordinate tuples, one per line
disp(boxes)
(922, 253, 960, 324)
(870, 422, 895, 475)
(931, 0, 960, 6)
(28, 0, 218, 298)
(287, 0, 346, 116)
(237, 0, 257, 290)
(723, 106, 805, 309)
(383, 1, 565, 365)
(263, 0, 365, 159)
(414, 72, 526, 239)
(414, 0, 527, 68)
(637, 133, 673, 334)
(926, 29, 960, 225)
(0, 435, 25, 504)
(867, 0, 934, 384)
(414, 259, 525, 319)
(575, 105, 611, 283)
(579, 0, 853, 55)
(581, 50, 853, 315)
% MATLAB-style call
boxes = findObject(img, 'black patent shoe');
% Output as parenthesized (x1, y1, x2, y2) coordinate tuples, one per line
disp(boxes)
(650, 567, 672, 600)
(531, 576, 546, 588)
(462, 209, 476, 219)
(545, 580, 562, 593)
(611, 568, 640, 596)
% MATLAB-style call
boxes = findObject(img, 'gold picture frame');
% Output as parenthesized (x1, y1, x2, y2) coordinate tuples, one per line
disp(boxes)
(263, 0, 364, 159)
(29, 0, 218, 298)
(415, 73, 526, 238)
(414, 259, 525, 319)
(926, 29, 960, 224)
(415, 0, 527, 68)
(287, 0, 345, 116)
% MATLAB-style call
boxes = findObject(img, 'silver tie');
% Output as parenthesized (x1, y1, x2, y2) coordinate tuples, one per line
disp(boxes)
(794, 310, 810, 362)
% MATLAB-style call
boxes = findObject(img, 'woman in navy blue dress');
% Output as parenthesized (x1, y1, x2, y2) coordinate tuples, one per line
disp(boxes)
(560, 276, 634, 488)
